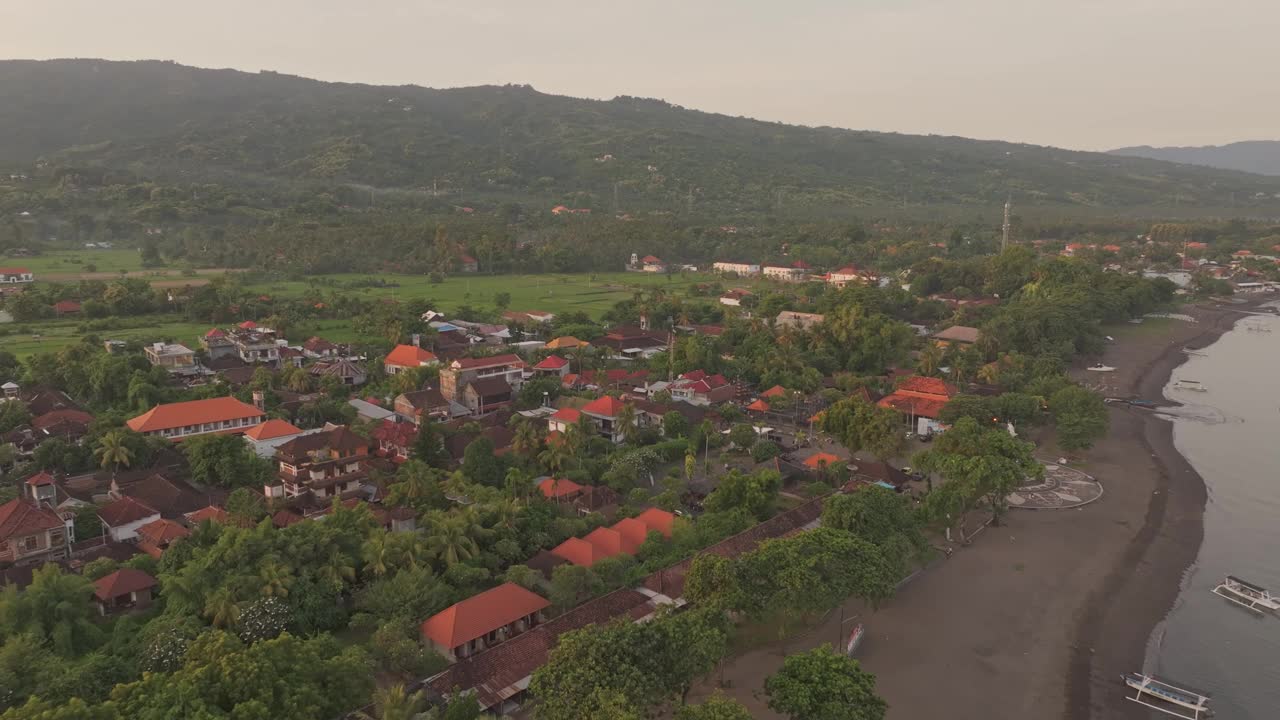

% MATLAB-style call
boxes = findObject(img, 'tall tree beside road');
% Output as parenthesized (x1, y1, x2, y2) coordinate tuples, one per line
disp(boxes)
(1049, 385, 1110, 452)
(913, 416, 1042, 527)
(764, 645, 888, 720)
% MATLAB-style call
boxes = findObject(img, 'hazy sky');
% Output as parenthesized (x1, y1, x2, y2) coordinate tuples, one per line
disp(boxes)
(3, 0, 1276, 151)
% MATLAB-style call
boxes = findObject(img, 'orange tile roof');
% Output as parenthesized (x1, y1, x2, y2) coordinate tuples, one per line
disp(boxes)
(550, 536, 613, 567)
(136, 518, 191, 545)
(24, 471, 56, 487)
(895, 376, 957, 397)
(127, 396, 265, 433)
(610, 517, 650, 553)
(421, 583, 550, 649)
(385, 344, 438, 368)
(878, 394, 949, 419)
(746, 399, 770, 412)
(92, 568, 157, 602)
(761, 385, 787, 398)
(634, 507, 675, 538)
(583, 526, 626, 558)
(582, 395, 627, 418)
(546, 336, 589, 350)
(803, 452, 842, 469)
(243, 418, 303, 441)
(538, 477, 584, 499)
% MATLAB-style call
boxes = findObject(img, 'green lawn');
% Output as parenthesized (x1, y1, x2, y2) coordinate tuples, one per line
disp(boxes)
(244, 271, 722, 318)
(1, 249, 234, 279)
(0, 316, 214, 357)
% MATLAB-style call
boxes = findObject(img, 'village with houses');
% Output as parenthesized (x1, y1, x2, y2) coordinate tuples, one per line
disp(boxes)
(4, 215, 1268, 719)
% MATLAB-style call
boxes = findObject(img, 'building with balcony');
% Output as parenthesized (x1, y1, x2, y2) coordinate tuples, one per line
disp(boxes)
(127, 396, 266, 440)
(267, 426, 370, 501)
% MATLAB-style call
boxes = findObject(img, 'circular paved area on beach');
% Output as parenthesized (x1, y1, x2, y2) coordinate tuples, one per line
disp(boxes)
(1007, 462, 1103, 509)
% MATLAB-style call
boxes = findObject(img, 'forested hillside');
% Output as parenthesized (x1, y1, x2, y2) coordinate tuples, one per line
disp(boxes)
(3, 59, 1280, 213)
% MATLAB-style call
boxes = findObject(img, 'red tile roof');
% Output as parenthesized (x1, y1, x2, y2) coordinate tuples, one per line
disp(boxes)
(243, 418, 302, 441)
(204, 328, 225, 338)
(127, 397, 265, 433)
(31, 409, 94, 430)
(534, 355, 569, 370)
(24, 471, 56, 487)
(549, 407, 581, 424)
(582, 395, 627, 418)
(746, 399, 770, 412)
(92, 568, 157, 602)
(185, 505, 229, 524)
(52, 300, 82, 313)
(450, 354, 524, 370)
(272, 510, 304, 528)
(421, 583, 550, 649)
(878, 394, 949, 419)
(0, 267, 30, 274)
(238, 320, 258, 329)
(538, 477, 584, 499)
(0, 499, 63, 541)
(385, 344, 438, 368)
(98, 497, 158, 527)
(634, 508, 676, 538)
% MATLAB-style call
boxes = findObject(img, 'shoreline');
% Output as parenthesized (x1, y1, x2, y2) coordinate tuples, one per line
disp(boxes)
(1066, 300, 1266, 719)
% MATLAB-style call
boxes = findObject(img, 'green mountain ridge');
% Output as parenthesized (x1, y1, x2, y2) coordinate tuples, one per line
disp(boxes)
(1109, 141, 1280, 177)
(3, 58, 1280, 214)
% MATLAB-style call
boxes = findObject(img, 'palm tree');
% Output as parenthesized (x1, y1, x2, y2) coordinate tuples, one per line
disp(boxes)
(538, 442, 569, 474)
(426, 511, 485, 567)
(387, 532, 427, 572)
(203, 588, 240, 628)
(362, 533, 392, 578)
(258, 558, 294, 598)
(317, 549, 356, 592)
(917, 344, 945, 377)
(354, 685, 426, 720)
(94, 429, 134, 481)
(509, 417, 541, 458)
(614, 402, 638, 444)
(503, 467, 534, 502)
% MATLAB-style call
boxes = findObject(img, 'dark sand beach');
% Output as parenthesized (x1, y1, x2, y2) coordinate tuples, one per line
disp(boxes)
(685, 300, 1266, 720)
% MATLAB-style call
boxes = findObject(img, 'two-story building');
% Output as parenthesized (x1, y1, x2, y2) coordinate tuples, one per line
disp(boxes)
(383, 343, 439, 375)
(144, 342, 197, 372)
(763, 262, 809, 282)
(228, 326, 281, 364)
(420, 582, 551, 662)
(0, 495, 69, 566)
(394, 387, 451, 424)
(439, 355, 526, 414)
(267, 426, 370, 501)
(826, 265, 878, 288)
(127, 396, 266, 440)
(668, 370, 735, 406)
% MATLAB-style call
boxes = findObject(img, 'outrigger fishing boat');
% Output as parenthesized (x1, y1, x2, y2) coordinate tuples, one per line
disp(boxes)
(1173, 379, 1208, 392)
(1122, 673, 1213, 719)
(1212, 575, 1280, 614)
(844, 623, 865, 656)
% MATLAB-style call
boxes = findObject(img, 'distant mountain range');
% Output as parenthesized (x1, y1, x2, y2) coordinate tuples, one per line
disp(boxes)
(1109, 141, 1280, 177)
(2, 59, 1280, 213)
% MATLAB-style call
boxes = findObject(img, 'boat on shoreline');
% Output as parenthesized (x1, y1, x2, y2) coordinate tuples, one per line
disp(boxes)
(1121, 673, 1213, 718)
(1174, 379, 1208, 392)
(845, 623, 865, 656)
(1212, 576, 1279, 614)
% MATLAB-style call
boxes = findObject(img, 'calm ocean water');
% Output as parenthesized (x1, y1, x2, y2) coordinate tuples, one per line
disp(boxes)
(1149, 307, 1280, 719)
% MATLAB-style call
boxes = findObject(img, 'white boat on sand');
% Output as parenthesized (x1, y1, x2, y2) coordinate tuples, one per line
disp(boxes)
(1122, 673, 1213, 719)
(1212, 576, 1279, 614)
(1173, 379, 1208, 392)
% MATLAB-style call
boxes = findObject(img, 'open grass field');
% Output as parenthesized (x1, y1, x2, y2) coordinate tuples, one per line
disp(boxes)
(0, 315, 213, 357)
(244, 271, 723, 317)
(0, 249, 234, 281)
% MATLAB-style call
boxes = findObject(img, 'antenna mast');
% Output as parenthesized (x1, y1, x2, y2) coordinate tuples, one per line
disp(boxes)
(1001, 196, 1012, 251)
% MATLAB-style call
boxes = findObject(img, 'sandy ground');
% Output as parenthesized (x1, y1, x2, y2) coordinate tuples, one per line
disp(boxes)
(686, 300, 1265, 720)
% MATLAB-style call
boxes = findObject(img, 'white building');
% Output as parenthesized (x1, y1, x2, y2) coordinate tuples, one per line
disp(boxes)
(763, 265, 807, 282)
(712, 261, 761, 275)
(0, 268, 34, 284)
